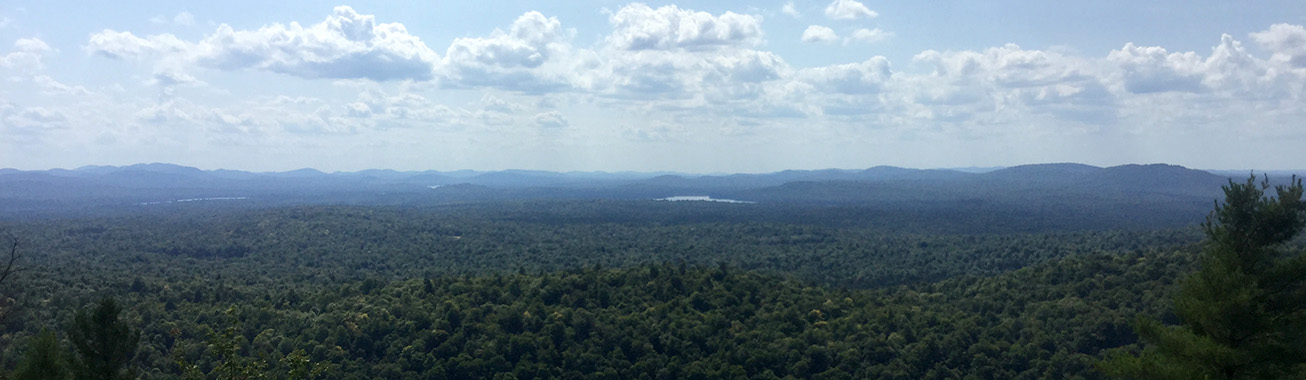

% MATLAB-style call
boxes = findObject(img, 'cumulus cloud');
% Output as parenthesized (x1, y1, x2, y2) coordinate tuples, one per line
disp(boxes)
(1201, 34, 1267, 91)
(593, 3, 790, 104)
(346, 102, 372, 117)
(1104, 30, 1293, 98)
(801, 25, 838, 44)
(340, 88, 460, 130)
(479, 93, 521, 113)
(446, 12, 562, 69)
(907, 44, 1120, 125)
(194, 6, 439, 81)
(605, 3, 764, 51)
(45, 6, 1306, 169)
(441, 11, 577, 92)
(533, 111, 568, 128)
(915, 44, 1095, 88)
(846, 28, 891, 44)
(1252, 23, 1306, 68)
(85, 30, 188, 59)
(798, 56, 893, 94)
(782, 2, 800, 17)
(150, 69, 205, 89)
(88, 6, 440, 81)
(1, 38, 49, 70)
(595, 47, 788, 104)
(1107, 43, 1206, 93)
(824, 0, 877, 20)
(14, 38, 50, 53)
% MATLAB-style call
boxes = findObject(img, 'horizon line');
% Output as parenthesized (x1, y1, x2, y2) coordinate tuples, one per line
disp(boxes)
(5, 162, 1306, 177)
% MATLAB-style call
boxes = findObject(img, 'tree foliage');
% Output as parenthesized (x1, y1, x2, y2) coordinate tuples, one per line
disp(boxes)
(68, 298, 140, 380)
(0, 199, 1247, 378)
(12, 328, 69, 380)
(1101, 176, 1306, 379)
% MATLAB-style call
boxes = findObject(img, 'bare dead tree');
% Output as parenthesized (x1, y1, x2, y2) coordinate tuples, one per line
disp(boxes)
(0, 231, 27, 325)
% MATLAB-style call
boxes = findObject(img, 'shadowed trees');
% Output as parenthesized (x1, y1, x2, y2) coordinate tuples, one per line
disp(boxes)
(68, 298, 140, 380)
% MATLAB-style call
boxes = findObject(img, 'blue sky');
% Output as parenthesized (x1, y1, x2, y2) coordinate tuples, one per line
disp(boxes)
(2, 1, 1305, 172)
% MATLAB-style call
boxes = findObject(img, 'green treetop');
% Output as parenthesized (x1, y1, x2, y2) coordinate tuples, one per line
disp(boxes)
(1101, 175, 1306, 379)
(68, 298, 140, 380)
(12, 328, 71, 380)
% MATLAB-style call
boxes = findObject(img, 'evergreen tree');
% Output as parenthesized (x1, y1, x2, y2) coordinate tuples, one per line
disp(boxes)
(1101, 176, 1306, 379)
(68, 298, 140, 380)
(12, 328, 70, 380)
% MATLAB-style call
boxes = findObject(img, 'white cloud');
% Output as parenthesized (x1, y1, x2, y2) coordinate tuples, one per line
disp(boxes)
(346, 102, 372, 117)
(343, 88, 459, 130)
(194, 6, 439, 81)
(533, 111, 568, 128)
(446, 12, 561, 69)
(0, 38, 49, 70)
(915, 44, 1095, 88)
(2, 106, 67, 138)
(150, 69, 205, 89)
(591, 4, 788, 107)
(441, 11, 578, 92)
(593, 47, 788, 105)
(479, 93, 522, 113)
(133, 97, 352, 136)
(32, 75, 94, 96)
(907, 44, 1119, 125)
(28, 5, 1306, 172)
(801, 25, 838, 44)
(13, 106, 64, 122)
(173, 11, 195, 27)
(89, 6, 440, 82)
(14, 38, 49, 53)
(1107, 43, 1206, 93)
(846, 28, 891, 44)
(1104, 30, 1298, 98)
(605, 3, 764, 51)
(1252, 23, 1306, 68)
(782, 2, 800, 17)
(150, 11, 195, 27)
(798, 56, 893, 94)
(85, 30, 189, 59)
(824, 0, 877, 20)
(1201, 34, 1267, 93)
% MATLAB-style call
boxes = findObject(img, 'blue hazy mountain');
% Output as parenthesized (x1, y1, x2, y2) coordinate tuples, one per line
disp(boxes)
(0, 162, 1275, 223)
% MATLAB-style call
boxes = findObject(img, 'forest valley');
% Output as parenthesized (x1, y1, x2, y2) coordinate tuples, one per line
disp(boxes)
(0, 176, 1303, 379)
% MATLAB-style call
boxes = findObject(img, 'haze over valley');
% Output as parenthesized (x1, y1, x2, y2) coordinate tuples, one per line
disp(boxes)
(1, 162, 1283, 231)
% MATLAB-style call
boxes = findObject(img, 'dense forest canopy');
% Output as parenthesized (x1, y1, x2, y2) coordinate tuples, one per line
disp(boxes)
(0, 169, 1301, 378)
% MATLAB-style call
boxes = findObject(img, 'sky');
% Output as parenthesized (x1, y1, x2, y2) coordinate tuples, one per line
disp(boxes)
(2, 1, 1306, 173)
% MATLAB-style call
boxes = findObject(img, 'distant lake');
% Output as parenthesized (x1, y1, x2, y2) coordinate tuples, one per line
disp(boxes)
(137, 197, 248, 206)
(657, 195, 755, 204)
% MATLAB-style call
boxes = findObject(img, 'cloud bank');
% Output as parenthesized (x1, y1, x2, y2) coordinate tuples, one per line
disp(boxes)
(1, 3, 1304, 172)
(89, 6, 441, 81)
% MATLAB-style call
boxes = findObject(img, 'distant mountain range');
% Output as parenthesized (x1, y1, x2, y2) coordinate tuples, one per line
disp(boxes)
(0, 163, 1299, 223)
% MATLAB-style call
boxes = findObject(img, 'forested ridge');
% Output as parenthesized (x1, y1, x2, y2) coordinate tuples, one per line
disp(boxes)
(0, 199, 1274, 379)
